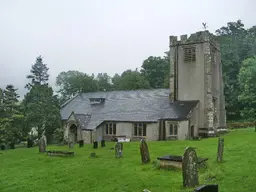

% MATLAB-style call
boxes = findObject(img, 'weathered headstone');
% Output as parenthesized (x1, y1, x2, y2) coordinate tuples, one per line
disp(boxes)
(39, 137, 46, 153)
(182, 147, 199, 188)
(93, 141, 98, 149)
(79, 140, 84, 148)
(140, 138, 150, 164)
(68, 135, 74, 149)
(194, 184, 218, 192)
(115, 142, 123, 158)
(101, 140, 105, 147)
(217, 137, 224, 162)
(68, 141, 74, 148)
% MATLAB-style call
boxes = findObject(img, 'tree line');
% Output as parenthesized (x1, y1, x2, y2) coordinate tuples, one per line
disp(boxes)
(0, 20, 255, 148)
(56, 20, 256, 121)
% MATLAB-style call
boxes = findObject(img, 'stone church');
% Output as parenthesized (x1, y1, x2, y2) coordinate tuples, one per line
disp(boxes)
(60, 30, 226, 143)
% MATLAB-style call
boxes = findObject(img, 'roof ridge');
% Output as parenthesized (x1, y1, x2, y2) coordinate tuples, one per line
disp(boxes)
(80, 88, 169, 95)
(60, 94, 79, 108)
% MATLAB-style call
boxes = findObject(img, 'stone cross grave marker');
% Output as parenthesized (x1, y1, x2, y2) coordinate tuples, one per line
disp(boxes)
(140, 138, 150, 164)
(182, 147, 199, 188)
(39, 136, 46, 153)
(217, 137, 224, 162)
(115, 142, 123, 158)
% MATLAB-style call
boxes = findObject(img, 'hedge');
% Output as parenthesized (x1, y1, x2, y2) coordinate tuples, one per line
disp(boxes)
(227, 121, 256, 129)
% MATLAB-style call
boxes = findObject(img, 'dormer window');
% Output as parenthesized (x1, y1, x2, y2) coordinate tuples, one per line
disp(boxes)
(89, 98, 105, 105)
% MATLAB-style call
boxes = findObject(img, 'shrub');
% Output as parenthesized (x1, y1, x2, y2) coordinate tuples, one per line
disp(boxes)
(227, 122, 255, 129)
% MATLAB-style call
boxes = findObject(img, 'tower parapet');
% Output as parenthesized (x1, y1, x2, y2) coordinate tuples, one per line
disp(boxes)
(169, 30, 216, 47)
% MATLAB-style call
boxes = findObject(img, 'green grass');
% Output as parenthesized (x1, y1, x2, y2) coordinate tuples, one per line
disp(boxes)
(1, 128, 255, 192)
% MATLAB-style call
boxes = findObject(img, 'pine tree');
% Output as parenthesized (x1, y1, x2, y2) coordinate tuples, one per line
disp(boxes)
(23, 56, 61, 143)
(1, 85, 23, 147)
(25, 55, 49, 90)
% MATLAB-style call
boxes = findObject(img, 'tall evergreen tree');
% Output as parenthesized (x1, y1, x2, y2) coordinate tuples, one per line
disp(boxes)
(0, 85, 23, 147)
(23, 56, 61, 143)
(25, 55, 49, 90)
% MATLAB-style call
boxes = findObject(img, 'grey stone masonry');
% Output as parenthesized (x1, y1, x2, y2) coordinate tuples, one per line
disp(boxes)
(168, 30, 226, 137)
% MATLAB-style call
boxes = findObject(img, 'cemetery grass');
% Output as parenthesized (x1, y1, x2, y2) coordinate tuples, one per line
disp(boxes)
(1, 128, 255, 192)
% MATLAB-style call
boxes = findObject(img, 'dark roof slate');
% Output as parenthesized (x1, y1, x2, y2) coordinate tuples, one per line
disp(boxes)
(60, 89, 198, 130)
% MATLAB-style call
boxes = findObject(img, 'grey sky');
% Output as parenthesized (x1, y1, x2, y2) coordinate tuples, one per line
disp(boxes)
(0, 0, 255, 97)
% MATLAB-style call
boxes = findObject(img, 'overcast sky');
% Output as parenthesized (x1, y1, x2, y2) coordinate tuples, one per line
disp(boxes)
(1, 0, 255, 97)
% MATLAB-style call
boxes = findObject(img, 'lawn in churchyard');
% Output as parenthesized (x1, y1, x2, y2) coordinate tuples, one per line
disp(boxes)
(0, 128, 255, 192)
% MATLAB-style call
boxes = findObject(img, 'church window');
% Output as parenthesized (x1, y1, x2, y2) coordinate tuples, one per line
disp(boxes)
(133, 123, 147, 136)
(169, 124, 178, 136)
(183, 45, 196, 63)
(105, 122, 116, 135)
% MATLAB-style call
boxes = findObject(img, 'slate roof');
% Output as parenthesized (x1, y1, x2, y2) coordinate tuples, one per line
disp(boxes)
(60, 89, 199, 130)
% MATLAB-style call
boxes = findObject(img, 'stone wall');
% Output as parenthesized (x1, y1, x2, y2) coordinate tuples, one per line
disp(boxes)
(93, 122, 159, 141)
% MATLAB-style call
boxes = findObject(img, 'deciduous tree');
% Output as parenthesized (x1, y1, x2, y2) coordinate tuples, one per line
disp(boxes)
(238, 57, 256, 121)
(141, 56, 169, 88)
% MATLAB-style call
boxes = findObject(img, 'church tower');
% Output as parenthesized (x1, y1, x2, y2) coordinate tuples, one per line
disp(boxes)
(169, 30, 226, 136)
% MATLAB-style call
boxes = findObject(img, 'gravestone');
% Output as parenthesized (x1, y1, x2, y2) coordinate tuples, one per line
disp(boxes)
(68, 141, 74, 149)
(39, 137, 46, 153)
(101, 140, 105, 147)
(27, 138, 33, 148)
(78, 140, 84, 148)
(93, 141, 98, 149)
(194, 184, 218, 192)
(1, 144, 5, 150)
(140, 138, 150, 164)
(182, 147, 199, 188)
(68, 135, 74, 149)
(217, 137, 224, 162)
(115, 142, 123, 158)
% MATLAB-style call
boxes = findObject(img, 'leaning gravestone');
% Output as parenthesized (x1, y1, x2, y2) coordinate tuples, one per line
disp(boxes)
(182, 147, 199, 188)
(39, 137, 46, 153)
(115, 142, 123, 158)
(140, 138, 150, 164)
(217, 137, 224, 162)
